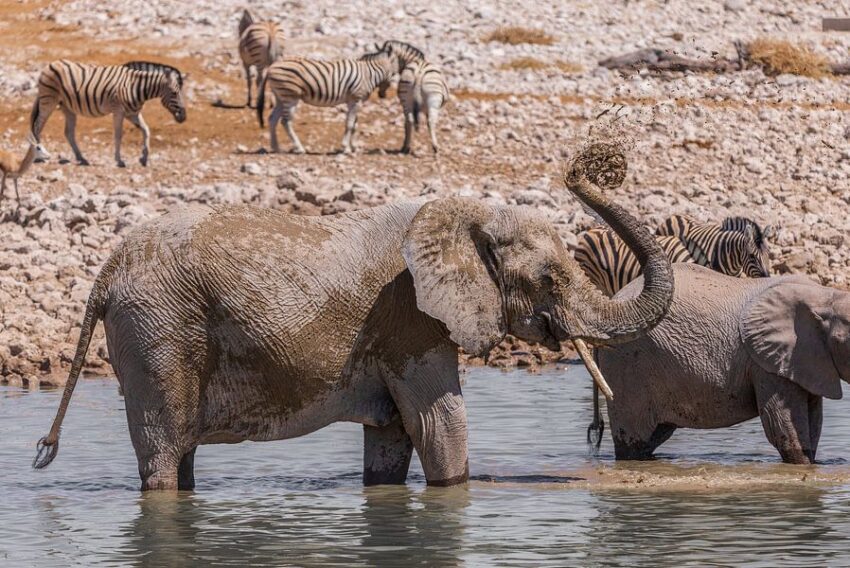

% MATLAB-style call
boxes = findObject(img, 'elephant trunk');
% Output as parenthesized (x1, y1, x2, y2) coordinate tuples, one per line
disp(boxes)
(562, 142, 674, 345)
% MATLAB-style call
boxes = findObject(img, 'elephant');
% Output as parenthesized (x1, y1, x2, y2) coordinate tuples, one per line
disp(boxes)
(34, 142, 674, 491)
(597, 263, 850, 464)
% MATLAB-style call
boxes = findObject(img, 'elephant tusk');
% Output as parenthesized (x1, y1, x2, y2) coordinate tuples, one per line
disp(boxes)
(572, 338, 614, 400)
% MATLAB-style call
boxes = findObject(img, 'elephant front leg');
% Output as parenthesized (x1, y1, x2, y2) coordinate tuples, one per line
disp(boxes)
(389, 366, 469, 486)
(363, 418, 413, 485)
(755, 374, 819, 464)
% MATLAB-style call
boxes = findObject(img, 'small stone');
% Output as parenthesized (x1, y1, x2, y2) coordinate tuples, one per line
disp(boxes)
(241, 162, 262, 176)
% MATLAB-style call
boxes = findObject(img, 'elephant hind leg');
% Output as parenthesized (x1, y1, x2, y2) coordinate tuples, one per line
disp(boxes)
(363, 418, 413, 485)
(756, 375, 817, 464)
(612, 422, 676, 460)
(178, 447, 197, 491)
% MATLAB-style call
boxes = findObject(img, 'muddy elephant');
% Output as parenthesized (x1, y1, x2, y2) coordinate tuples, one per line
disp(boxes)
(598, 263, 850, 464)
(34, 143, 674, 491)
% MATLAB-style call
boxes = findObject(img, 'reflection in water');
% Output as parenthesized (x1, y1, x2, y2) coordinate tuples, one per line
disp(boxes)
(122, 485, 469, 567)
(583, 488, 849, 568)
(3, 370, 850, 566)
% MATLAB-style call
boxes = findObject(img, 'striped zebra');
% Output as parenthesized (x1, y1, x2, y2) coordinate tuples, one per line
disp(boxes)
(575, 228, 694, 296)
(238, 9, 285, 108)
(30, 60, 186, 167)
(656, 214, 770, 278)
(378, 59, 449, 154)
(257, 45, 400, 154)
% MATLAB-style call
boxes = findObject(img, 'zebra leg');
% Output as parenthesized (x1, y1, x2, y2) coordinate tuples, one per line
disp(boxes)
(112, 112, 126, 168)
(280, 101, 305, 154)
(244, 64, 253, 108)
(341, 101, 360, 154)
(426, 102, 441, 154)
(61, 109, 88, 166)
(268, 101, 284, 153)
(401, 110, 413, 154)
(127, 113, 151, 167)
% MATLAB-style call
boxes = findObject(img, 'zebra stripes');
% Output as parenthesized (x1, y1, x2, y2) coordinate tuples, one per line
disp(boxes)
(238, 9, 285, 108)
(575, 228, 694, 297)
(257, 45, 400, 154)
(30, 60, 186, 167)
(576, 215, 771, 296)
(379, 60, 449, 154)
(656, 215, 770, 278)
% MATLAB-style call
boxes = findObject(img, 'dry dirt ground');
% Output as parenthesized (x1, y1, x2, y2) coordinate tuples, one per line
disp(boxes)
(1, 0, 849, 386)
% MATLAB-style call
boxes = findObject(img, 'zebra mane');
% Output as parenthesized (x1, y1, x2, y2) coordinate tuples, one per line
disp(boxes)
(721, 216, 767, 249)
(123, 61, 184, 86)
(360, 49, 392, 62)
(381, 40, 425, 61)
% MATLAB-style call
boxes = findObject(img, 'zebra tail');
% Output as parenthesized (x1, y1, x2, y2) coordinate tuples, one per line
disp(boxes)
(257, 71, 268, 128)
(268, 34, 282, 62)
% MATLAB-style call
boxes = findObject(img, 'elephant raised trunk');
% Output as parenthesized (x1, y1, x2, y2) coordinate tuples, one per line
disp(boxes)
(560, 142, 675, 345)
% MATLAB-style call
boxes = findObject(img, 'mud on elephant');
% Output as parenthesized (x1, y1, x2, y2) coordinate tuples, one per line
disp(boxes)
(598, 263, 850, 464)
(34, 143, 674, 491)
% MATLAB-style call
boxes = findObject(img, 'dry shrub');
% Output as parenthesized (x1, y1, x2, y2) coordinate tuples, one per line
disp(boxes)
(498, 57, 548, 70)
(556, 60, 583, 73)
(498, 58, 584, 73)
(484, 27, 554, 46)
(747, 38, 830, 78)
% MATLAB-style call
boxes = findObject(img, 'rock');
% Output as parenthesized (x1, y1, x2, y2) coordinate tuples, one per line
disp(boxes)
(776, 251, 813, 274)
(723, 0, 746, 12)
(241, 162, 262, 176)
(276, 170, 304, 191)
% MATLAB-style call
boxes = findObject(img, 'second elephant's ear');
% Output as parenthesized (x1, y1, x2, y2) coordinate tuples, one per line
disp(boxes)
(740, 282, 842, 399)
(402, 198, 506, 356)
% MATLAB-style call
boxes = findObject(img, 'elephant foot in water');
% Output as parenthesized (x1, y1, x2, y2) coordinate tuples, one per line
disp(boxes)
(363, 419, 414, 485)
(612, 422, 677, 460)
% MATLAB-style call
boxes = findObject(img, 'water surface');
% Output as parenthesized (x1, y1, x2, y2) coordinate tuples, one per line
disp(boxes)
(2, 366, 850, 566)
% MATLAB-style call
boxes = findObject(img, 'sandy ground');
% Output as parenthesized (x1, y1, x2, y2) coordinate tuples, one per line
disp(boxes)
(1, 0, 849, 386)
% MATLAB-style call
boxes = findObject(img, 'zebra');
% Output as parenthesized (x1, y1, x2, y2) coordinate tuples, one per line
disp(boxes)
(378, 59, 449, 154)
(574, 228, 695, 297)
(238, 9, 285, 108)
(257, 45, 400, 154)
(30, 60, 186, 167)
(655, 214, 770, 278)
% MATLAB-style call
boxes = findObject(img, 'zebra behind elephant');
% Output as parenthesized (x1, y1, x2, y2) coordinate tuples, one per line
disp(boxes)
(257, 45, 400, 154)
(31, 60, 186, 167)
(379, 60, 449, 154)
(238, 9, 285, 108)
(656, 214, 771, 278)
(574, 228, 694, 297)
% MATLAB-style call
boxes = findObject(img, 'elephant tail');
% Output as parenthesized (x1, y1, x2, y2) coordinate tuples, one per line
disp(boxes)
(33, 257, 115, 470)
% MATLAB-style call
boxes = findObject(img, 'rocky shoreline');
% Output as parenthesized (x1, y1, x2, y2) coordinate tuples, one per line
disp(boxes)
(1, 1, 849, 386)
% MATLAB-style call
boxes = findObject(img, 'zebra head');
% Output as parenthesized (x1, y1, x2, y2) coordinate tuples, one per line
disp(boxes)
(741, 223, 771, 277)
(377, 40, 425, 70)
(161, 69, 187, 124)
(361, 44, 401, 83)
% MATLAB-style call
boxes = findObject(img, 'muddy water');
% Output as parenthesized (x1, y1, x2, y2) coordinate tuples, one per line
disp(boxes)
(2, 366, 850, 566)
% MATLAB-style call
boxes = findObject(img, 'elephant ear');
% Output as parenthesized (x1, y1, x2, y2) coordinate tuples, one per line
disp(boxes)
(402, 198, 506, 356)
(740, 282, 842, 399)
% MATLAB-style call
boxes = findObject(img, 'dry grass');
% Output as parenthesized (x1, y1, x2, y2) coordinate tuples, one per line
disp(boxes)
(747, 38, 831, 78)
(484, 27, 554, 46)
(498, 57, 548, 71)
(555, 60, 584, 73)
(498, 58, 584, 73)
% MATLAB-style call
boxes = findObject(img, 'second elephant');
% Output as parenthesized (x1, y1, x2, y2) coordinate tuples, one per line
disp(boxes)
(598, 264, 850, 464)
